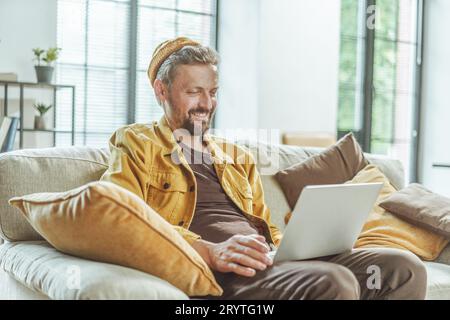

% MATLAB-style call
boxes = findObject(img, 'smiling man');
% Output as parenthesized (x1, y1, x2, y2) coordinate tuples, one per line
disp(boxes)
(100, 37, 427, 300)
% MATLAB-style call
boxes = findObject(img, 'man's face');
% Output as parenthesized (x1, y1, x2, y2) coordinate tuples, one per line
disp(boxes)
(159, 64, 218, 135)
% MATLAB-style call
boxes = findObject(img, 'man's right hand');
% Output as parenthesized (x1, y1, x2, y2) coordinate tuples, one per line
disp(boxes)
(191, 234, 273, 277)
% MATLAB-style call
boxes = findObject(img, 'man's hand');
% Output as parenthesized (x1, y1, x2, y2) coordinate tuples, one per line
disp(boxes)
(192, 234, 273, 277)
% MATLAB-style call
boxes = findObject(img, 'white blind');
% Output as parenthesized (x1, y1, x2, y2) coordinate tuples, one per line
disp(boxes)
(135, 0, 216, 123)
(55, 0, 217, 147)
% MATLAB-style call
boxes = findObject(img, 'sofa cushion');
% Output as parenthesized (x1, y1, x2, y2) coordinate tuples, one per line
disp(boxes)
(274, 133, 368, 209)
(237, 140, 406, 232)
(0, 241, 188, 299)
(0, 147, 110, 242)
(436, 243, 450, 265)
(424, 262, 450, 300)
(0, 267, 49, 300)
(352, 165, 449, 261)
(379, 183, 450, 238)
(8, 181, 222, 297)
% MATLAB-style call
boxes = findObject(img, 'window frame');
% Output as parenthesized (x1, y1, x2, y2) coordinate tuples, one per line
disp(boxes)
(338, 0, 424, 183)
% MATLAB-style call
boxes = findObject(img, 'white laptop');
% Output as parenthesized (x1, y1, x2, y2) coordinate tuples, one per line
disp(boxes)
(268, 183, 383, 262)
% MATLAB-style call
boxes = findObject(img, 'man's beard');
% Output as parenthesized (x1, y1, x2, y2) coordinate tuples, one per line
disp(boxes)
(181, 108, 216, 136)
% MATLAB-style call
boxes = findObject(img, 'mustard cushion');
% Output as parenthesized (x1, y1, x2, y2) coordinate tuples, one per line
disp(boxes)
(8, 181, 223, 297)
(351, 165, 449, 261)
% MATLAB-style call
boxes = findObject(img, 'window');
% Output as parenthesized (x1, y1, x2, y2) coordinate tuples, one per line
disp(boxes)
(55, 0, 217, 148)
(337, 0, 422, 182)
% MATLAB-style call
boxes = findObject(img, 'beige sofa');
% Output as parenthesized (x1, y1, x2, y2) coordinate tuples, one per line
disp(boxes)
(1, 142, 450, 300)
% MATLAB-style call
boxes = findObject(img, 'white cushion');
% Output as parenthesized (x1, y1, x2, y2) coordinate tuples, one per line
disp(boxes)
(424, 262, 450, 300)
(0, 241, 188, 300)
(0, 268, 49, 300)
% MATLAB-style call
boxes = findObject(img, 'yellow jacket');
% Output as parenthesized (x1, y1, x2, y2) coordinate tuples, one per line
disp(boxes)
(100, 116, 282, 247)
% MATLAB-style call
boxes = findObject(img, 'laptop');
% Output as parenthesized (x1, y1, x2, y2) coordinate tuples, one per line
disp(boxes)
(268, 182, 383, 262)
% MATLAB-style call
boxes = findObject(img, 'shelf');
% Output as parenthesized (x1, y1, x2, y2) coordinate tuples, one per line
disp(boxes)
(0, 80, 75, 89)
(433, 163, 450, 169)
(2, 81, 76, 148)
(19, 128, 73, 134)
(18, 128, 111, 135)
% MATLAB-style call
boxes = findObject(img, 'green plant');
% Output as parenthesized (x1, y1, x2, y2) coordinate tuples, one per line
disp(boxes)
(33, 103, 53, 116)
(32, 48, 45, 66)
(32, 47, 61, 66)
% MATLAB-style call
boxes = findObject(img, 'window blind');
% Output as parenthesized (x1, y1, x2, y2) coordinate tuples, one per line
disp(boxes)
(337, 0, 419, 180)
(55, 0, 217, 148)
(135, 0, 217, 123)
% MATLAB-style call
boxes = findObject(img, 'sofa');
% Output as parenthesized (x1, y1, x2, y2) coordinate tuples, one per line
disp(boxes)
(1, 142, 449, 300)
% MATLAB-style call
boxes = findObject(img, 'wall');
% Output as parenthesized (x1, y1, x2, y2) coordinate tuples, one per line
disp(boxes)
(0, 0, 57, 149)
(418, 0, 450, 196)
(258, 0, 340, 135)
(216, 0, 341, 142)
(0, 0, 57, 81)
(215, 0, 260, 134)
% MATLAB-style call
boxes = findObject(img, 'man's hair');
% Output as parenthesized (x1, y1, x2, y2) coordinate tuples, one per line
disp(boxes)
(156, 45, 219, 88)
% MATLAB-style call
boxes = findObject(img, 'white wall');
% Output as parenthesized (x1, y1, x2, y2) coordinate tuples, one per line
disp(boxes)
(418, 0, 450, 196)
(0, 0, 57, 149)
(217, 0, 341, 141)
(215, 0, 260, 131)
(0, 0, 57, 81)
(258, 0, 340, 134)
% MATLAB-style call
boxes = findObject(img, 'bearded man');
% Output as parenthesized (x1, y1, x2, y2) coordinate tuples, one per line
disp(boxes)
(100, 37, 427, 300)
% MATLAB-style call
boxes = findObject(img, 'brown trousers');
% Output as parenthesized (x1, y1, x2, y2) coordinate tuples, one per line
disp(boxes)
(208, 247, 427, 300)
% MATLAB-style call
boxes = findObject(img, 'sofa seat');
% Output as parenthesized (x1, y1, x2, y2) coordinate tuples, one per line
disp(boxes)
(424, 262, 450, 300)
(0, 241, 188, 300)
(2, 241, 450, 300)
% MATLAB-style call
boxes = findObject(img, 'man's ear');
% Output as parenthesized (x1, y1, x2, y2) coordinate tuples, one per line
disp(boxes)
(153, 79, 167, 106)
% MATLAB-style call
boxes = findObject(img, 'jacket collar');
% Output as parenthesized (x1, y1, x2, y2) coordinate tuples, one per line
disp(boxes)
(158, 115, 234, 165)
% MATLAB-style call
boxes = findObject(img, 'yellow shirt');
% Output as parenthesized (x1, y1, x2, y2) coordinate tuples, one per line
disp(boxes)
(100, 116, 282, 247)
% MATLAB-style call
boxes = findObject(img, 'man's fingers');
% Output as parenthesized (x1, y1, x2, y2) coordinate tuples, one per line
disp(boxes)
(233, 244, 273, 266)
(228, 262, 256, 277)
(230, 252, 267, 271)
(216, 259, 256, 277)
(236, 235, 270, 254)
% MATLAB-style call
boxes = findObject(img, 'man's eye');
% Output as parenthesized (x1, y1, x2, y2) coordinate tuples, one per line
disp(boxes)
(187, 91, 199, 94)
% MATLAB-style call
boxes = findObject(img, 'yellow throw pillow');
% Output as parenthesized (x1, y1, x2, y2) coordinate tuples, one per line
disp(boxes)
(351, 165, 449, 261)
(8, 181, 222, 297)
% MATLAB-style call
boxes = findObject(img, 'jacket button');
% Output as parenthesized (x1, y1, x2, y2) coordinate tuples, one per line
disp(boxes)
(163, 182, 170, 189)
(178, 221, 184, 226)
(189, 185, 195, 192)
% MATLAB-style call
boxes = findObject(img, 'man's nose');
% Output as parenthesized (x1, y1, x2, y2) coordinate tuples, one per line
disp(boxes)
(198, 91, 213, 110)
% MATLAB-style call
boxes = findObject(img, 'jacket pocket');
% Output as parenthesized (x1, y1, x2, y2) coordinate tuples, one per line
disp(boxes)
(146, 171, 189, 221)
(224, 173, 254, 214)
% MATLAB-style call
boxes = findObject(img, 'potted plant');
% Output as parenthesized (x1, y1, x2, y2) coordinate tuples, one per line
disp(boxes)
(33, 103, 53, 130)
(32, 47, 61, 84)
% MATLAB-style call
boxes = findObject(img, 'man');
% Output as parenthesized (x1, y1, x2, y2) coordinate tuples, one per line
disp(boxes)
(100, 37, 427, 300)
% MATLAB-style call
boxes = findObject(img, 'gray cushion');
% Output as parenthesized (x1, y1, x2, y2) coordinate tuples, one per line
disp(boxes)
(0, 147, 110, 242)
(0, 241, 188, 300)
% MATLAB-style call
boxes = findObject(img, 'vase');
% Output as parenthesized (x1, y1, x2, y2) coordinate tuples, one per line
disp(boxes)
(34, 115, 47, 130)
(34, 66, 54, 84)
